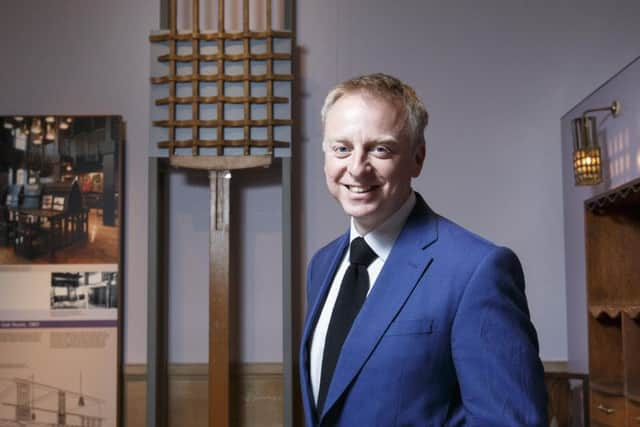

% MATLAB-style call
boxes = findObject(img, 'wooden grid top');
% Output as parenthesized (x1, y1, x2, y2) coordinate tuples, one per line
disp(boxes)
(149, 0, 294, 170)
(150, 12, 293, 170)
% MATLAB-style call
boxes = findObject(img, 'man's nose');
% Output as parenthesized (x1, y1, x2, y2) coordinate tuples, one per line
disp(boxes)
(348, 149, 370, 177)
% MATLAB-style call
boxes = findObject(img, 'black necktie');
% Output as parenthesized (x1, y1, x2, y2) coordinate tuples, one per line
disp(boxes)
(317, 237, 377, 413)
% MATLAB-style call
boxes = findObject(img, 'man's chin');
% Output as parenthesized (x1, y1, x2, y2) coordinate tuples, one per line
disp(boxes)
(340, 202, 377, 218)
(342, 206, 382, 229)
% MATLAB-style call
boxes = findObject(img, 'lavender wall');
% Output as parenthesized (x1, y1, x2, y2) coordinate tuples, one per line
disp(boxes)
(561, 56, 640, 373)
(296, 0, 640, 363)
(1, 1, 640, 365)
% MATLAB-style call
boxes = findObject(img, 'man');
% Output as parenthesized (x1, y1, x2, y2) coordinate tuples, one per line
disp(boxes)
(299, 73, 548, 426)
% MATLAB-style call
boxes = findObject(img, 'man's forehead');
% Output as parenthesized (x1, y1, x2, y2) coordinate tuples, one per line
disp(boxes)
(340, 89, 402, 109)
(325, 91, 406, 134)
(328, 91, 404, 121)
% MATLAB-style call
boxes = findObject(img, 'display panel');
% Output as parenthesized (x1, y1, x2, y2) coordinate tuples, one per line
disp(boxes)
(0, 115, 124, 427)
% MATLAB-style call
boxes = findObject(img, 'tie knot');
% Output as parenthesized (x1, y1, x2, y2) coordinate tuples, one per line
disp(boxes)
(349, 237, 377, 267)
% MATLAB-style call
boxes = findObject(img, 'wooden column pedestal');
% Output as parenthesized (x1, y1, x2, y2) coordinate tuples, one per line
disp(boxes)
(209, 170, 231, 427)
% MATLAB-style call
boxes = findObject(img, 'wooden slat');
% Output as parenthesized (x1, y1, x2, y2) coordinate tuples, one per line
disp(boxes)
(151, 74, 293, 84)
(155, 95, 289, 105)
(153, 118, 292, 127)
(165, 0, 178, 155)
(158, 139, 289, 149)
(169, 0, 176, 35)
(169, 155, 271, 170)
(157, 52, 292, 62)
(150, 30, 293, 42)
(266, 0, 274, 154)
(243, 0, 250, 155)
(215, 0, 225, 157)
(191, 0, 200, 156)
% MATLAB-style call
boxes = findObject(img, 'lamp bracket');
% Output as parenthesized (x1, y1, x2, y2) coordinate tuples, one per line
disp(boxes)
(611, 100, 621, 117)
(582, 100, 621, 119)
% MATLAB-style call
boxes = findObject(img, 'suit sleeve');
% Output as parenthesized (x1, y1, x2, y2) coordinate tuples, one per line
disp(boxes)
(451, 246, 548, 426)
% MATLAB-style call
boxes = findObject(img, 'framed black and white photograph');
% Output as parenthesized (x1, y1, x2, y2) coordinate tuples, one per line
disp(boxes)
(50, 271, 118, 310)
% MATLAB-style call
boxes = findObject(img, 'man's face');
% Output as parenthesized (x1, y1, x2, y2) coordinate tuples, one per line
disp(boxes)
(323, 92, 425, 233)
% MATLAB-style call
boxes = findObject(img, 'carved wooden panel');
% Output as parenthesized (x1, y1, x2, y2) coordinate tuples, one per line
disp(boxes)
(150, 0, 293, 170)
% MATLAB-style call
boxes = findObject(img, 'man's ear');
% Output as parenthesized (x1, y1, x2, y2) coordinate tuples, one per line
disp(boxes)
(412, 143, 426, 177)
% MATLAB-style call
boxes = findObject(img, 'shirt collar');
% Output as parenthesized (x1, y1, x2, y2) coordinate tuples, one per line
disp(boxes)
(349, 191, 416, 262)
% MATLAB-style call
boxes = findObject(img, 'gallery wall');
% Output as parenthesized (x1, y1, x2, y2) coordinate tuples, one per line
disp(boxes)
(561, 57, 640, 373)
(1, 0, 639, 365)
(295, 0, 640, 364)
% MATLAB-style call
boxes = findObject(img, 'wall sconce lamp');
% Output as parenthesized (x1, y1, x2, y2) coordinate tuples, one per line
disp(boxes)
(572, 100, 621, 186)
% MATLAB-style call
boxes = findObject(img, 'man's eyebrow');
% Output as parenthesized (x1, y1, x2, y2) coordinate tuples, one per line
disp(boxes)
(324, 135, 399, 145)
(369, 135, 399, 144)
(325, 137, 352, 144)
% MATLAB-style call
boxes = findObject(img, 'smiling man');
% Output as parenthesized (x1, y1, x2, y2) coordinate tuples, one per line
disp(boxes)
(299, 73, 548, 426)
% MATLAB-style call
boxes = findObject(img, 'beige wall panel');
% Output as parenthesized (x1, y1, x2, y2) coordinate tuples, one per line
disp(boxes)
(124, 363, 282, 427)
(231, 364, 284, 427)
(125, 365, 147, 427)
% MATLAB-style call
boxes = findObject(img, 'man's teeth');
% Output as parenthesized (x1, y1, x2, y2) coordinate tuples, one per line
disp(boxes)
(349, 185, 373, 193)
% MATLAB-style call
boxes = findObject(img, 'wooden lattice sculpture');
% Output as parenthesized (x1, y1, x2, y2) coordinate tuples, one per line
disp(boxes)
(149, 2, 294, 427)
(150, 0, 293, 170)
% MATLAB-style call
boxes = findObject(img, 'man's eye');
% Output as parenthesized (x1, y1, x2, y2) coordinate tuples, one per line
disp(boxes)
(371, 145, 392, 156)
(332, 145, 350, 156)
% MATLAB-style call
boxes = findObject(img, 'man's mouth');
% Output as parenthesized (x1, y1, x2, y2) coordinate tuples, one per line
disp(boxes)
(345, 185, 377, 194)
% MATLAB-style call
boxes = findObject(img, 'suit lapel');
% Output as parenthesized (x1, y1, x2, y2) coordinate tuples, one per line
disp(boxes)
(301, 232, 350, 351)
(300, 231, 349, 424)
(320, 196, 439, 421)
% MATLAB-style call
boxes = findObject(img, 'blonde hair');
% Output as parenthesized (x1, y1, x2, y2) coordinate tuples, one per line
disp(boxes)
(321, 73, 429, 147)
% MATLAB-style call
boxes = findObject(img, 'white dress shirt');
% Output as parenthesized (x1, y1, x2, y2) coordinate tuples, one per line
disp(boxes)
(309, 191, 417, 403)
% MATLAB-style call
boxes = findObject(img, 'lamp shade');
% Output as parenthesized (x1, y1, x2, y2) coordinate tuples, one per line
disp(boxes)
(45, 122, 56, 142)
(31, 118, 42, 135)
(572, 116, 602, 185)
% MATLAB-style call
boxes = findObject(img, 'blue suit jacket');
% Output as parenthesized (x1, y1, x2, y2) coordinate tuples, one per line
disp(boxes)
(299, 194, 548, 426)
